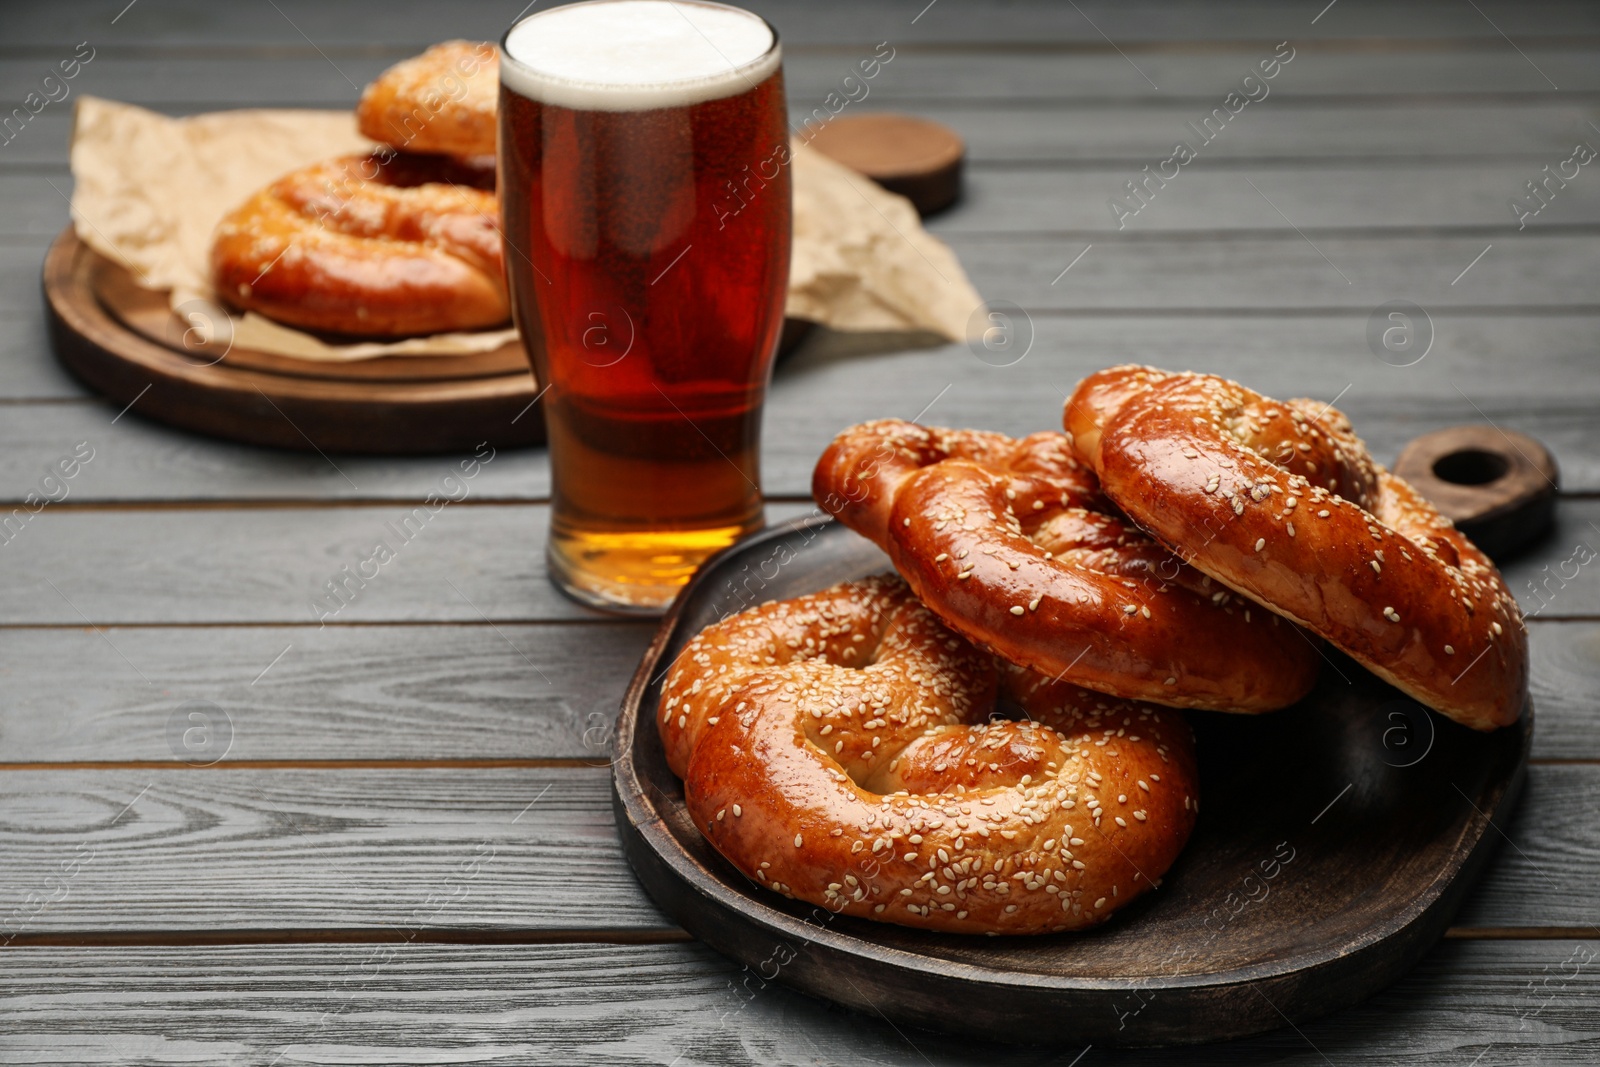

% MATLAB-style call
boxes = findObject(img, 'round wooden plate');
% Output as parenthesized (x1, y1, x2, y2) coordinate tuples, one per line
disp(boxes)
(42, 226, 546, 454)
(614, 513, 1533, 1047)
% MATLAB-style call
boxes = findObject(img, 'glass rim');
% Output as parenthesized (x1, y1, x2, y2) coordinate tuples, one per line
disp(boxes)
(498, 0, 781, 99)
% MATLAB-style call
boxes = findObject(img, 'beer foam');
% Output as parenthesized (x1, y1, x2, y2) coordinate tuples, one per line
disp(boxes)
(501, 0, 779, 111)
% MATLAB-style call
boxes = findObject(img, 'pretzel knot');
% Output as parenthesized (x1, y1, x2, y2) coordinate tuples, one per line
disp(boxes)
(659, 575, 1198, 935)
(1067, 365, 1527, 731)
(211, 153, 507, 338)
(813, 420, 1320, 712)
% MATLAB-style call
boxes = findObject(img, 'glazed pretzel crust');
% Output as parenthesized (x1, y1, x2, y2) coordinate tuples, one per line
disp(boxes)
(813, 419, 1320, 712)
(660, 575, 1199, 935)
(357, 41, 499, 159)
(211, 153, 508, 337)
(1067, 365, 1526, 731)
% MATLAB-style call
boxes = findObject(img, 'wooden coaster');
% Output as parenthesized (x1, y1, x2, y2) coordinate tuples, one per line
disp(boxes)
(1393, 425, 1559, 560)
(804, 113, 965, 216)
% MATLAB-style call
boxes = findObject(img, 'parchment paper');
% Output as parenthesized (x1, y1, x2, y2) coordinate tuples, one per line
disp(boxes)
(69, 95, 981, 362)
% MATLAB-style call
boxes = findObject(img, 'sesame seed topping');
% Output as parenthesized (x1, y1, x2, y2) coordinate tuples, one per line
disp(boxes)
(732, 805, 742, 817)
(1010, 605, 1025, 616)
(1255, 538, 1266, 552)
(1444, 644, 1455, 655)
(1124, 604, 1137, 615)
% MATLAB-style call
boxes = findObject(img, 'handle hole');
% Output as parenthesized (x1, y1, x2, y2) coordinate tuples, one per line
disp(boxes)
(1432, 448, 1509, 486)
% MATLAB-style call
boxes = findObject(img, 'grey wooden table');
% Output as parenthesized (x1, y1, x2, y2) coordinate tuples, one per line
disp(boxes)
(2, 1, 1597, 1062)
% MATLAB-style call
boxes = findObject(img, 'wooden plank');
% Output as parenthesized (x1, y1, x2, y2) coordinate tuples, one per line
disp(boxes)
(7, 50, 1600, 128)
(7, 226, 1600, 323)
(1531, 623, 1600, 760)
(0, 401, 558, 498)
(7, 0, 1600, 48)
(2, 312, 1596, 500)
(5, 230, 1598, 402)
(941, 233, 1600, 310)
(763, 322, 1599, 496)
(20, 164, 1600, 242)
(0, 939, 1596, 1064)
(926, 164, 1600, 234)
(0, 763, 1591, 936)
(2, 618, 1591, 763)
(0, 622, 653, 763)
(0, 767, 671, 935)
(0, 502, 822, 625)
(0, 497, 1594, 626)
(8, 95, 1597, 167)
(1500, 502, 1600, 619)
(943, 102, 1595, 164)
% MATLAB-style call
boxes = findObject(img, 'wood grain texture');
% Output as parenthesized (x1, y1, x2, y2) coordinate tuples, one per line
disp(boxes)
(1, 618, 1594, 763)
(7, 0, 1600, 47)
(0, 939, 1597, 1064)
(3, 314, 1596, 499)
(8, 96, 1596, 165)
(0, 499, 1593, 626)
(0, 940, 1593, 1062)
(0, 503, 821, 625)
(0, 622, 651, 763)
(17, 164, 1600, 242)
(0, 0, 1595, 1056)
(923, 165, 1600, 233)
(7, 233, 1600, 325)
(5, 51, 1600, 127)
(0, 767, 673, 936)
(0, 761, 1591, 937)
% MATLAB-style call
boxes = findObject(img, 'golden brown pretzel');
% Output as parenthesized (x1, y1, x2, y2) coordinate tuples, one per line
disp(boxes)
(660, 575, 1199, 935)
(211, 153, 508, 337)
(1066, 365, 1526, 731)
(357, 41, 498, 158)
(812, 419, 1320, 712)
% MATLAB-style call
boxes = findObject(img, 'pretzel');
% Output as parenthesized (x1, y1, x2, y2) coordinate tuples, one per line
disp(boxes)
(812, 420, 1320, 712)
(660, 575, 1198, 935)
(211, 152, 508, 337)
(1066, 365, 1526, 731)
(357, 41, 498, 159)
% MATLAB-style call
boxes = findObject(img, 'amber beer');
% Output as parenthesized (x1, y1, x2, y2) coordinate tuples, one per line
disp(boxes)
(499, 0, 790, 612)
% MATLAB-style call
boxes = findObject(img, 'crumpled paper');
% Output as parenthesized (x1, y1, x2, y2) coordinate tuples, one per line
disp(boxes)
(69, 95, 981, 362)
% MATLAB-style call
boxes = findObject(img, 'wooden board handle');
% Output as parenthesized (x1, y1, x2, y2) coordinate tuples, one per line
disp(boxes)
(1393, 425, 1558, 561)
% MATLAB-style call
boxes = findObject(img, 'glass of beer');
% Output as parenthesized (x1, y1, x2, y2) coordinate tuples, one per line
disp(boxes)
(499, 0, 791, 613)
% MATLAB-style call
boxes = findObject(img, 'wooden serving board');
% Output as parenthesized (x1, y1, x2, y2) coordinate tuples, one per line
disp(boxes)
(42, 227, 546, 454)
(613, 515, 1533, 1047)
